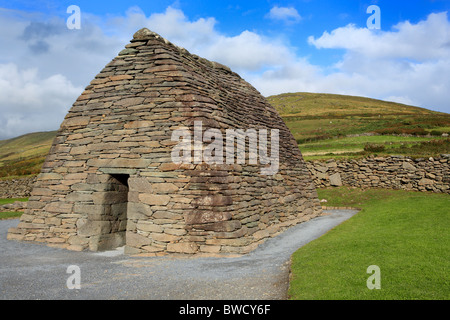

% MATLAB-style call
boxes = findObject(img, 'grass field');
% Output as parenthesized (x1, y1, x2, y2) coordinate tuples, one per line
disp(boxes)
(284, 114, 449, 143)
(267, 92, 450, 160)
(0, 211, 23, 219)
(300, 135, 449, 160)
(0, 131, 54, 178)
(288, 187, 450, 300)
(267, 92, 436, 117)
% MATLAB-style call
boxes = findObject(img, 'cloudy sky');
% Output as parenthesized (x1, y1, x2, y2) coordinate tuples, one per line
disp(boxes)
(0, 0, 449, 139)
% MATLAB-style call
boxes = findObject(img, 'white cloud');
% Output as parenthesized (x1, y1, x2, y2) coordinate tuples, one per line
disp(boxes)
(0, 63, 82, 138)
(205, 31, 294, 71)
(308, 12, 450, 61)
(266, 6, 302, 24)
(0, 9, 124, 139)
(108, 6, 296, 72)
(302, 12, 450, 111)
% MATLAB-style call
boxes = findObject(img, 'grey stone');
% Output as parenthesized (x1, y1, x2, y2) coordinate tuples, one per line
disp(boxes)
(329, 173, 342, 186)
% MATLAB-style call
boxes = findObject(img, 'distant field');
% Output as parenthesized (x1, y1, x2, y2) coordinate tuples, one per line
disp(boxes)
(269, 92, 449, 142)
(267, 92, 438, 117)
(283, 115, 449, 143)
(0, 131, 55, 178)
(267, 92, 450, 160)
(300, 135, 449, 160)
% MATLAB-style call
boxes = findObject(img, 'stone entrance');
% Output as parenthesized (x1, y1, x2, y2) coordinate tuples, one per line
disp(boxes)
(80, 173, 129, 251)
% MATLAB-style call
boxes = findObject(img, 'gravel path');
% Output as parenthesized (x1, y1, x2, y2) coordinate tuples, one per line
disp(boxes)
(0, 210, 357, 300)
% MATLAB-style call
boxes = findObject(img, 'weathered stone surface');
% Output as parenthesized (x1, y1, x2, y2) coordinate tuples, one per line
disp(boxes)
(418, 178, 434, 186)
(191, 195, 233, 207)
(136, 221, 163, 233)
(150, 233, 180, 242)
(329, 173, 342, 186)
(139, 194, 171, 206)
(167, 242, 198, 254)
(159, 163, 181, 171)
(0, 177, 36, 198)
(126, 231, 152, 247)
(128, 203, 153, 219)
(308, 156, 448, 194)
(128, 178, 153, 192)
(253, 229, 270, 241)
(205, 237, 251, 247)
(78, 221, 111, 237)
(184, 211, 232, 225)
(199, 245, 221, 253)
(194, 220, 241, 232)
(124, 120, 155, 129)
(87, 158, 152, 168)
(133, 28, 160, 40)
(39, 173, 63, 180)
(152, 183, 178, 194)
(402, 162, 416, 171)
(110, 74, 133, 81)
(118, 48, 138, 56)
(62, 116, 90, 128)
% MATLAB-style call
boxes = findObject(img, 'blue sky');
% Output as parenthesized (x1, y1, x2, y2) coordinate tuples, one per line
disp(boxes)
(0, 0, 449, 138)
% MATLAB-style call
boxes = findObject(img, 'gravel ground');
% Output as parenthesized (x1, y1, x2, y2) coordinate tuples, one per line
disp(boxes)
(0, 210, 357, 300)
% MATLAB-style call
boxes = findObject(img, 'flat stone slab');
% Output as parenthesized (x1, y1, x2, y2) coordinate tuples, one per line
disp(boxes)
(0, 209, 357, 300)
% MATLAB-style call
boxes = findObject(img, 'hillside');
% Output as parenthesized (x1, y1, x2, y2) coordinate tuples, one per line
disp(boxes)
(0, 131, 56, 178)
(268, 92, 449, 160)
(267, 92, 439, 117)
(269, 92, 449, 139)
(0, 92, 449, 178)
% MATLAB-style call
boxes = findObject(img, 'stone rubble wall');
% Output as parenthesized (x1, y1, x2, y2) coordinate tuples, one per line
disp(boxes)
(0, 177, 36, 198)
(0, 201, 27, 212)
(3, 155, 446, 203)
(307, 155, 449, 193)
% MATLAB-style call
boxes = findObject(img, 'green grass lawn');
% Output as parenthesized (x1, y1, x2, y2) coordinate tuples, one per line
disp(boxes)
(0, 198, 28, 205)
(289, 187, 449, 300)
(0, 211, 23, 219)
(0, 198, 27, 220)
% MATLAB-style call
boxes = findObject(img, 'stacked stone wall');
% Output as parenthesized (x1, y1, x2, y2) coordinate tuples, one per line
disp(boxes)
(0, 177, 36, 198)
(308, 155, 449, 193)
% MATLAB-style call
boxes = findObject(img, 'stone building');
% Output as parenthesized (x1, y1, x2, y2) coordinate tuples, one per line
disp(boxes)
(7, 28, 322, 255)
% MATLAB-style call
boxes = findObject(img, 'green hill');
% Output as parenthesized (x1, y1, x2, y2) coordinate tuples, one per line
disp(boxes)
(268, 92, 449, 142)
(0, 92, 449, 178)
(267, 92, 438, 117)
(268, 92, 449, 159)
(0, 131, 56, 179)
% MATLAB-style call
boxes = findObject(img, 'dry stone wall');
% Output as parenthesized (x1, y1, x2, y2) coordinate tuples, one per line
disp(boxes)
(308, 155, 449, 193)
(0, 177, 36, 198)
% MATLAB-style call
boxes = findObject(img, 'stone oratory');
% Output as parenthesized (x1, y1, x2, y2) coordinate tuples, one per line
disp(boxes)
(7, 28, 322, 255)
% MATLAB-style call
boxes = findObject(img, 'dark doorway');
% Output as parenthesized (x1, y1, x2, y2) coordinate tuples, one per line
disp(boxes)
(93, 174, 130, 251)
(108, 174, 129, 249)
